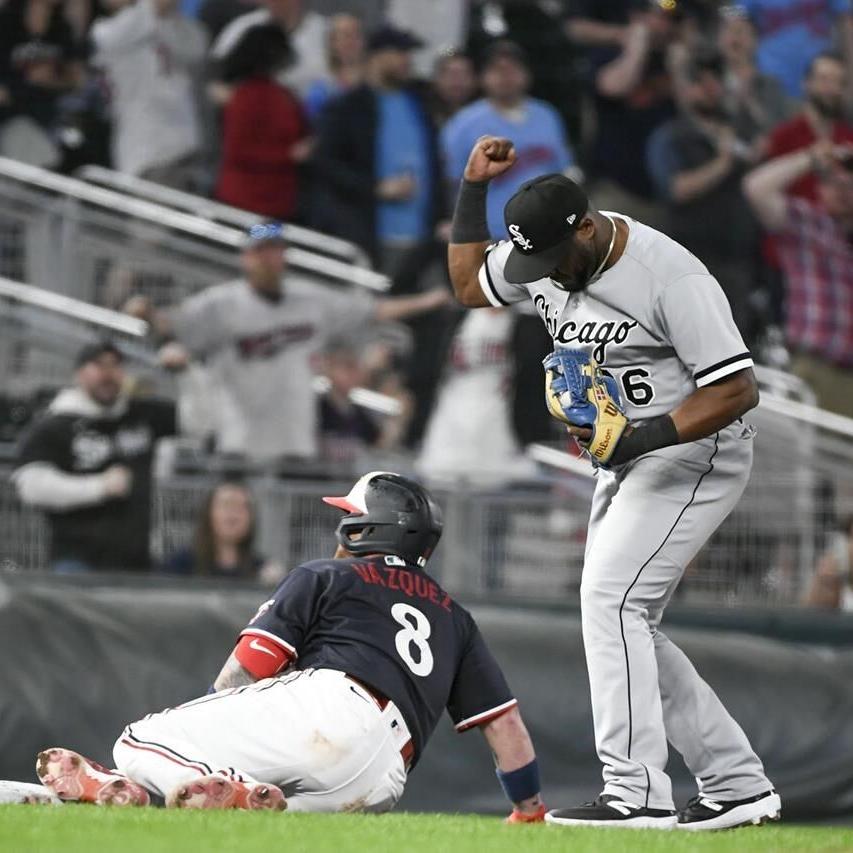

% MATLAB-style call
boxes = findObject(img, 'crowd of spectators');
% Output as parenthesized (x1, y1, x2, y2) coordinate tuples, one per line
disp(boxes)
(3, 0, 853, 581)
(1, 0, 849, 388)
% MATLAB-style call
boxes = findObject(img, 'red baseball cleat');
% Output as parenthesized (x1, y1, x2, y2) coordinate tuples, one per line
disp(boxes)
(36, 748, 150, 806)
(167, 775, 287, 811)
(506, 804, 547, 824)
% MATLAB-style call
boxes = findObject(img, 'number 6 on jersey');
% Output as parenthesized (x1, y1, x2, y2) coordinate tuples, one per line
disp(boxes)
(391, 603, 434, 677)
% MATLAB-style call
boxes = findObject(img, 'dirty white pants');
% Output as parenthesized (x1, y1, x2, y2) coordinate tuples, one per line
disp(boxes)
(113, 669, 410, 812)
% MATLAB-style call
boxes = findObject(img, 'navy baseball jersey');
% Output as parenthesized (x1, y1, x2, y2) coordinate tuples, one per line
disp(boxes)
(240, 555, 517, 763)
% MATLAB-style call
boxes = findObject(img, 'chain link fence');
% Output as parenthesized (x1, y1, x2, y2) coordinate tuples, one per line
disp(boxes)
(3, 417, 851, 608)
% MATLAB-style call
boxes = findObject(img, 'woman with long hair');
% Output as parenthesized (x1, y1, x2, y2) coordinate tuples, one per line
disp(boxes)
(163, 480, 283, 583)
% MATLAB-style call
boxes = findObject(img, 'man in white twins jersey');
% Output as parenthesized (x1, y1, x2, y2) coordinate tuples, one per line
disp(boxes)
(448, 136, 781, 831)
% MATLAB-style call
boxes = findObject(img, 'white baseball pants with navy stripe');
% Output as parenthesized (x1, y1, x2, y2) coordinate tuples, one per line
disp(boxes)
(113, 668, 409, 812)
(581, 422, 772, 810)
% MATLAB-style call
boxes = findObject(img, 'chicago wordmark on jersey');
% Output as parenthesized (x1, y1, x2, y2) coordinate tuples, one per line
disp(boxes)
(478, 213, 754, 420)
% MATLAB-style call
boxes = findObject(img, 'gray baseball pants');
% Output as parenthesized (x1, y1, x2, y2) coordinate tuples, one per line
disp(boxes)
(581, 422, 772, 810)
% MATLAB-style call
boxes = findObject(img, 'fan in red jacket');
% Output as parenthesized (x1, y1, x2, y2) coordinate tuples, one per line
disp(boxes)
(765, 53, 853, 202)
(216, 23, 309, 220)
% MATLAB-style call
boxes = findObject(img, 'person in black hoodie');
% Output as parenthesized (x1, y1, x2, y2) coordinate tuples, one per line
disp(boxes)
(13, 341, 176, 573)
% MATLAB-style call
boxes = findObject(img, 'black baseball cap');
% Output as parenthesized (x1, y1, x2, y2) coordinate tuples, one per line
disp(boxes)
(367, 26, 424, 53)
(75, 339, 124, 368)
(503, 174, 589, 284)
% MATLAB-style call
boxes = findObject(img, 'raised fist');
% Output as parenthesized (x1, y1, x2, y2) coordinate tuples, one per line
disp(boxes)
(463, 136, 517, 183)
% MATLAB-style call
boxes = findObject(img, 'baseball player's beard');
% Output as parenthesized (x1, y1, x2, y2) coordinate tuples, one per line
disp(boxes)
(551, 245, 599, 293)
(250, 273, 283, 301)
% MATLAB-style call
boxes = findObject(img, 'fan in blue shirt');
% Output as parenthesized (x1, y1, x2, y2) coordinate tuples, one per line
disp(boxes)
(441, 40, 575, 239)
(376, 89, 433, 243)
(740, 0, 853, 98)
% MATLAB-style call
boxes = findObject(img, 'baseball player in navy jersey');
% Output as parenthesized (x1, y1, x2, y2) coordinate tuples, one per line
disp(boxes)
(34, 472, 546, 821)
(447, 136, 780, 831)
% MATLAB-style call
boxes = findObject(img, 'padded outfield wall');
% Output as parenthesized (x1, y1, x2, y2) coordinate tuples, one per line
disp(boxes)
(0, 573, 852, 818)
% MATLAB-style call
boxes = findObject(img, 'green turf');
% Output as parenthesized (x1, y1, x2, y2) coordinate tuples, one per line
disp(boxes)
(1, 807, 851, 853)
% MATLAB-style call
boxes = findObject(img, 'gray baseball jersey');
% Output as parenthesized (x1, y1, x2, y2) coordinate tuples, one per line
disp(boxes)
(478, 213, 754, 418)
(479, 214, 772, 810)
(172, 277, 375, 459)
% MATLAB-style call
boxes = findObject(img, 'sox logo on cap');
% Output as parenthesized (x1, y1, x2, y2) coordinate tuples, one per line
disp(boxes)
(508, 224, 533, 252)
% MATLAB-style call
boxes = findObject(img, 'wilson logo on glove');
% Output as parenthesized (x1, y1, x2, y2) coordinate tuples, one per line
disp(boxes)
(542, 348, 628, 467)
(592, 425, 616, 459)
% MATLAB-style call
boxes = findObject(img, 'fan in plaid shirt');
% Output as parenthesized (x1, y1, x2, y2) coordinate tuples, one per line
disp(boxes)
(745, 141, 853, 418)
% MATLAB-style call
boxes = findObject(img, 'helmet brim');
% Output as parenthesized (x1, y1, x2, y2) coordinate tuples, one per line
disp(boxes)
(322, 496, 363, 514)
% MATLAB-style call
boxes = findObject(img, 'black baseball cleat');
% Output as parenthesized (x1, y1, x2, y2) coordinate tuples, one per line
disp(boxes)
(676, 789, 781, 831)
(545, 794, 677, 829)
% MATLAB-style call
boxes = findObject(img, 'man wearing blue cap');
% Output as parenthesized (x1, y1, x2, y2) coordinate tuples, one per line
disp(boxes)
(128, 222, 447, 461)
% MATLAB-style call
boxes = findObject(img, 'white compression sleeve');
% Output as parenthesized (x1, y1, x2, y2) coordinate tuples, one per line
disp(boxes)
(13, 463, 110, 511)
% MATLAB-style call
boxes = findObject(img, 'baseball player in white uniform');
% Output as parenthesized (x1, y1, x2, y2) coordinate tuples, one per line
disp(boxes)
(448, 136, 781, 831)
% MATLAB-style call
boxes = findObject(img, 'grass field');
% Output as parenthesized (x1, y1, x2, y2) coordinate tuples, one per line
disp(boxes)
(2, 808, 852, 853)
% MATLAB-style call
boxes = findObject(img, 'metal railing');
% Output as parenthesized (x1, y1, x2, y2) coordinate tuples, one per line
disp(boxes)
(1, 344, 850, 608)
(2, 276, 851, 606)
(0, 275, 404, 433)
(0, 157, 390, 296)
(0, 276, 167, 397)
(0, 157, 390, 398)
(76, 165, 372, 269)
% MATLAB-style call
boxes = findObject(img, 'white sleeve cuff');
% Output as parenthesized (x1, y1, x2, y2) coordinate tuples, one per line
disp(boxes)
(454, 698, 518, 732)
(478, 248, 511, 307)
(694, 353, 753, 388)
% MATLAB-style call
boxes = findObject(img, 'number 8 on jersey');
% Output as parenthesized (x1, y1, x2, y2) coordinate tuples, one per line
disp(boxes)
(392, 603, 434, 677)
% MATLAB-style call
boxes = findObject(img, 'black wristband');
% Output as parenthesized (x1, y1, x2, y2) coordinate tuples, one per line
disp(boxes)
(450, 179, 490, 244)
(609, 414, 679, 466)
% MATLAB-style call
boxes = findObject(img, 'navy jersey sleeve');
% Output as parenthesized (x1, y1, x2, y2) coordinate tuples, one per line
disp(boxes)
(446, 613, 517, 732)
(239, 565, 326, 658)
